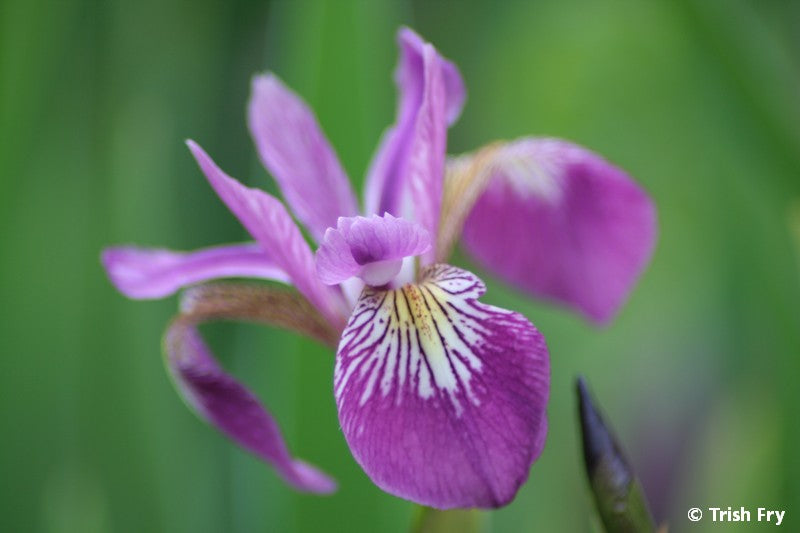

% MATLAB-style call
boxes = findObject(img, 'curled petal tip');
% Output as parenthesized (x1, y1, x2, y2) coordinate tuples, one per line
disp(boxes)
(165, 319, 337, 494)
(364, 26, 464, 220)
(290, 460, 338, 494)
(395, 26, 465, 126)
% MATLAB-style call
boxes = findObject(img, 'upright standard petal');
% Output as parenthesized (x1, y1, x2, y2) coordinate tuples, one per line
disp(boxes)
(186, 140, 346, 329)
(461, 138, 657, 324)
(165, 318, 336, 493)
(315, 214, 431, 287)
(364, 28, 463, 227)
(405, 44, 447, 265)
(396, 27, 465, 129)
(335, 264, 549, 509)
(101, 243, 288, 299)
(248, 74, 358, 241)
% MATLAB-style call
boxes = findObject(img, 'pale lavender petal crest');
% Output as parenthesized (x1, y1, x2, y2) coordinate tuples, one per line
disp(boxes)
(165, 319, 336, 493)
(364, 28, 464, 223)
(186, 140, 346, 329)
(248, 74, 358, 241)
(462, 138, 657, 323)
(335, 264, 550, 509)
(101, 243, 288, 299)
(315, 214, 431, 286)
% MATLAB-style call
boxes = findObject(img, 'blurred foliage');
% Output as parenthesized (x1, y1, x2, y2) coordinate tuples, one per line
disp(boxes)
(1, 0, 799, 531)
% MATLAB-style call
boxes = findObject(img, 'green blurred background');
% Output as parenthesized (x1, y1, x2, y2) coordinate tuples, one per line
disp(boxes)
(2, 0, 799, 531)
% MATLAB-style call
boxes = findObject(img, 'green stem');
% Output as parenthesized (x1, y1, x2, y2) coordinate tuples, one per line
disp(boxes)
(410, 506, 487, 533)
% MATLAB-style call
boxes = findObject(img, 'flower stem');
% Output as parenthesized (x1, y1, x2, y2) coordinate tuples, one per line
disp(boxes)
(410, 506, 487, 533)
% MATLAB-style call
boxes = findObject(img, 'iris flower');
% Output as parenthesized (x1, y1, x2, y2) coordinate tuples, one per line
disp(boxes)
(102, 28, 655, 509)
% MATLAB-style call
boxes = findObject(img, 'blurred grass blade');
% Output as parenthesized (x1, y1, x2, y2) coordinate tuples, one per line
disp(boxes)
(790, 201, 800, 273)
(577, 377, 657, 533)
(411, 507, 486, 533)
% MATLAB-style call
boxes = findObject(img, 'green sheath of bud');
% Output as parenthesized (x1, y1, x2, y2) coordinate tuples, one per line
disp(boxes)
(577, 377, 657, 533)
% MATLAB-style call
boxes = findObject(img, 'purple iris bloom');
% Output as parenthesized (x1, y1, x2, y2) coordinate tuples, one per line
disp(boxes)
(102, 28, 655, 509)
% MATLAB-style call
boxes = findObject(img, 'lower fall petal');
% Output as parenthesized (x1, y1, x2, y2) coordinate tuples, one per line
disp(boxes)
(164, 317, 336, 494)
(334, 264, 550, 509)
(461, 138, 657, 324)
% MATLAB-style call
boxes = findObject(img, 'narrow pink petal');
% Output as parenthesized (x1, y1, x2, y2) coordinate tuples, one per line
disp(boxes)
(165, 320, 336, 493)
(462, 138, 657, 324)
(101, 243, 288, 299)
(405, 44, 446, 265)
(248, 74, 358, 241)
(315, 214, 431, 286)
(364, 28, 463, 228)
(335, 264, 550, 509)
(186, 141, 346, 329)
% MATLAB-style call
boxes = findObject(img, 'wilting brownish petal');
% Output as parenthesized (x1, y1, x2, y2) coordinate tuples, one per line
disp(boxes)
(179, 282, 340, 348)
